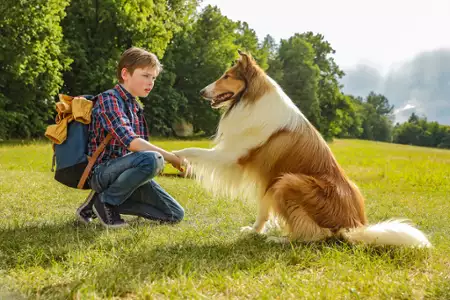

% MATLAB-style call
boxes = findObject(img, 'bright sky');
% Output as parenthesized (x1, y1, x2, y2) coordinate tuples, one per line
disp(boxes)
(201, 0, 450, 74)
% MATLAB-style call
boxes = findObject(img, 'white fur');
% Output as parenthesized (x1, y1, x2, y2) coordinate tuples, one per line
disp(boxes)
(342, 219, 432, 248)
(203, 81, 215, 93)
(175, 75, 433, 249)
(173, 76, 307, 201)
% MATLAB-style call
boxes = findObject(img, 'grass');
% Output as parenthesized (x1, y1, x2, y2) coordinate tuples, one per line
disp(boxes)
(0, 138, 449, 299)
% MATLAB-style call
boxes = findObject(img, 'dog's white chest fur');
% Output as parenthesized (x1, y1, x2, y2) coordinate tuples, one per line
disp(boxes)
(215, 79, 306, 158)
(172, 77, 306, 200)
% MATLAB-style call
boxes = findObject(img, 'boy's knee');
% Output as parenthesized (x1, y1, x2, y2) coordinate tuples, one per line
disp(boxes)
(174, 206, 185, 222)
(166, 204, 184, 224)
(139, 151, 164, 176)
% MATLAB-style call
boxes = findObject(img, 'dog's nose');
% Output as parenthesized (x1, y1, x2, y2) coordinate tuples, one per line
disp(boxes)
(200, 88, 206, 97)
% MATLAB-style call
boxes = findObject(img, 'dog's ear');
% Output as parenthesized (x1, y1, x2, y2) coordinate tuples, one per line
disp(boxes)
(237, 49, 250, 68)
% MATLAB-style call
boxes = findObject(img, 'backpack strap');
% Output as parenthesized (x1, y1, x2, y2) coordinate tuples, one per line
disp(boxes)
(76, 88, 126, 189)
(77, 133, 112, 189)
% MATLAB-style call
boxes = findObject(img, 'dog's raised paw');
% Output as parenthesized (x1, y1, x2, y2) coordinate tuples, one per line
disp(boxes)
(172, 150, 184, 156)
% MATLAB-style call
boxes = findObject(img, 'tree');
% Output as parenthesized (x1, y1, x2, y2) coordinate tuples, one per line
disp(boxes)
(0, 0, 71, 139)
(61, 0, 198, 96)
(277, 35, 321, 129)
(438, 129, 450, 149)
(299, 32, 353, 140)
(144, 66, 189, 136)
(393, 122, 424, 145)
(393, 113, 450, 148)
(408, 112, 420, 124)
(335, 94, 363, 138)
(358, 92, 394, 142)
(263, 35, 284, 83)
(366, 91, 394, 116)
(149, 5, 239, 136)
(234, 21, 269, 70)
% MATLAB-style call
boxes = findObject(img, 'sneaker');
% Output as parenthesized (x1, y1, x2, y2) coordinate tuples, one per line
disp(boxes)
(76, 190, 98, 224)
(92, 196, 128, 228)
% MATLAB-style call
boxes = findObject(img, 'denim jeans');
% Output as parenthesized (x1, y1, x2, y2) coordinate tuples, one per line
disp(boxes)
(89, 151, 184, 223)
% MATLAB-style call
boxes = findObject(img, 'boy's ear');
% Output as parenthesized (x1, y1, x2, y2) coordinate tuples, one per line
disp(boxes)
(121, 67, 130, 82)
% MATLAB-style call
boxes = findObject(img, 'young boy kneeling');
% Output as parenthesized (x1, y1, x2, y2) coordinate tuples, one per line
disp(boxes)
(76, 47, 185, 228)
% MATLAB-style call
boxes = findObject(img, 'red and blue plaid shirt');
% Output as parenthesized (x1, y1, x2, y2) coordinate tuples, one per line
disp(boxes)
(88, 84, 149, 168)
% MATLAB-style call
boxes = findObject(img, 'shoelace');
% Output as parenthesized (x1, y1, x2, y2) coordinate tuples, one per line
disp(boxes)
(105, 206, 116, 224)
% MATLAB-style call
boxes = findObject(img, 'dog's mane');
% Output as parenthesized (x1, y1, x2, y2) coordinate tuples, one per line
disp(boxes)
(223, 53, 273, 117)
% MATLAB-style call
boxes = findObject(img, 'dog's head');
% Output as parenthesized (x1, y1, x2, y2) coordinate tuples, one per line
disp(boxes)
(200, 50, 266, 109)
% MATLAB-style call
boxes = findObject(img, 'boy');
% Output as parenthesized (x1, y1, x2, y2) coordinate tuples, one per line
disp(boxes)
(76, 47, 185, 228)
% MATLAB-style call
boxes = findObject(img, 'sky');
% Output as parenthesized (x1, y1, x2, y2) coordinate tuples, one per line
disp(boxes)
(201, 0, 450, 75)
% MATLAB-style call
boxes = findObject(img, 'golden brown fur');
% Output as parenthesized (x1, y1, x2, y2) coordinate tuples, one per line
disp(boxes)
(231, 52, 274, 104)
(201, 51, 274, 112)
(238, 126, 367, 240)
(175, 50, 431, 247)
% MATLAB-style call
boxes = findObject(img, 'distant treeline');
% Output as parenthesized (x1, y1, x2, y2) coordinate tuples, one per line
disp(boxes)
(1, 1, 449, 149)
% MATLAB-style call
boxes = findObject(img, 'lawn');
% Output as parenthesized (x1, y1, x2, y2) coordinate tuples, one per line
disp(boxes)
(0, 139, 449, 299)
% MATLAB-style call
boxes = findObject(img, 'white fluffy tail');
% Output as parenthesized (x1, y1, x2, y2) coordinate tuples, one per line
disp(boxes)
(341, 219, 432, 248)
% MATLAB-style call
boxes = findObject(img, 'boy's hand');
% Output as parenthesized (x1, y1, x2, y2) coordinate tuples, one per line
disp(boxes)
(128, 138, 188, 172)
(167, 153, 186, 172)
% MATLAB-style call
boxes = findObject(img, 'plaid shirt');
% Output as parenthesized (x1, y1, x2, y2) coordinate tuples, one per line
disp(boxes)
(88, 84, 149, 169)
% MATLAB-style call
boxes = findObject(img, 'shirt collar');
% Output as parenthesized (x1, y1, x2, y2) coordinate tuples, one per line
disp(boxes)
(115, 84, 135, 102)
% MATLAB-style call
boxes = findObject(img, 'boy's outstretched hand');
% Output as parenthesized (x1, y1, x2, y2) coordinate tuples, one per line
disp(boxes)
(128, 138, 188, 172)
(167, 153, 188, 172)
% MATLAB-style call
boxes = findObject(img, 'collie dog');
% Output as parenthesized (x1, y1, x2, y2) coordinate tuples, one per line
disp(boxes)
(173, 50, 431, 248)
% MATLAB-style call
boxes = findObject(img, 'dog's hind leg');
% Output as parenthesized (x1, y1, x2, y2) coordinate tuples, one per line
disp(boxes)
(269, 205, 332, 243)
(270, 173, 347, 242)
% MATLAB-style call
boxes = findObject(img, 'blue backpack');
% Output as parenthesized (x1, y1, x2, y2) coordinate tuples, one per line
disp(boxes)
(49, 89, 124, 189)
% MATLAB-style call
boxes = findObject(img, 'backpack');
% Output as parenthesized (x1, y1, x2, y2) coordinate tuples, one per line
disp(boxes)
(46, 89, 124, 190)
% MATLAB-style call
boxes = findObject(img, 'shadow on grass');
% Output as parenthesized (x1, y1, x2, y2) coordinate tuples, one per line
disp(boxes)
(0, 220, 104, 270)
(74, 234, 431, 296)
(0, 221, 432, 298)
(0, 219, 430, 274)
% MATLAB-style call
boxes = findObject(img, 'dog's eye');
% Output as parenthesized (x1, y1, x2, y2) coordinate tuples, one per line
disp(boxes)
(223, 75, 229, 79)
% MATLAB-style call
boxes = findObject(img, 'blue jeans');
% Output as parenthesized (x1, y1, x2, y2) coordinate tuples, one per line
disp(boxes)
(89, 151, 184, 223)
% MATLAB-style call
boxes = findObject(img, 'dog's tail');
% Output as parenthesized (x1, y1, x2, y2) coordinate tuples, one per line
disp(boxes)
(340, 219, 432, 248)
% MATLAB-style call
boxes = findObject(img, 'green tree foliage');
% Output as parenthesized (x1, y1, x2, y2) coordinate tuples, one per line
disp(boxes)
(234, 21, 269, 70)
(61, 0, 198, 96)
(393, 114, 450, 148)
(149, 5, 271, 136)
(267, 32, 360, 141)
(264, 35, 284, 83)
(151, 5, 239, 136)
(366, 91, 394, 116)
(277, 35, 321, 129)
(0, 0, 71, 139)
(354, 92, 394, 142)
(299, 32, 355, 140)
(334, 94, 363, 139)
(2, 0, 449, 150)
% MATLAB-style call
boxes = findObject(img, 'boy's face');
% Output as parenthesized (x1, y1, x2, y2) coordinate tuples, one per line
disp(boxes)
(122, 66, 158, 97)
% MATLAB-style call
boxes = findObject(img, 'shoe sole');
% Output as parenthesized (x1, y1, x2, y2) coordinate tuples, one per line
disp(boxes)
(76, 213, 91, 225)
(75, 190, 96, 224)
(92, 204, 129, 229)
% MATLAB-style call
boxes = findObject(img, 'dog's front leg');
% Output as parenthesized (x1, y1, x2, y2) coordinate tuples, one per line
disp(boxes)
(241, 195, 271, 234)
(172, 147, 217, 164)
(173, 147, 239, 166)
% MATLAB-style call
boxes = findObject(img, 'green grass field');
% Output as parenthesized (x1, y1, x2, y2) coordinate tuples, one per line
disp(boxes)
(0, 139, 449, 299)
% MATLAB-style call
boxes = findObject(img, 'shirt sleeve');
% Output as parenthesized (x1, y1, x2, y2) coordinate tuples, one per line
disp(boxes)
(96, 92, 138, 148)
